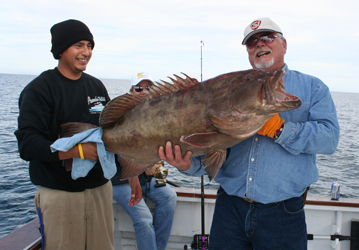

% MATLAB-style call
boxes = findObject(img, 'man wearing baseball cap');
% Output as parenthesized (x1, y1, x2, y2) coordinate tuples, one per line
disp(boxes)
(129, 72, 154, 94)
(159, 17, 340, 249)
(15, 19, 115, 249)
(111, 72, 176, 250)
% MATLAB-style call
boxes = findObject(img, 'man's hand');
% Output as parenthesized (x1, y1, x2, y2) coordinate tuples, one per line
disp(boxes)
(58, 142, 98, 161)
(158, 141, 192, 171)
(128, 176, 142, 206)
(80, 142, 98, 161)
(257, 114, 284, 138)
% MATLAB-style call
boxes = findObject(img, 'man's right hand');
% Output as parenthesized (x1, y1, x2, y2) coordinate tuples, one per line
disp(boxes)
(128, 176, 142, 206)
(158, 141, 192, 171)
(58, 142, 98, 161)
(80, 142, 98, 161)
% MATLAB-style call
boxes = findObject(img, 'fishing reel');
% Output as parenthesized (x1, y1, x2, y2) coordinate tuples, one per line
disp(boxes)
(155, 166, 168, 181)
(153, 161, 179, 187)
(154, 165, 168, 187)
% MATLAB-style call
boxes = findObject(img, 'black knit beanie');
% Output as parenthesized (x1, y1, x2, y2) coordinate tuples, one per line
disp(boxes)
(50, 19, 95, 59)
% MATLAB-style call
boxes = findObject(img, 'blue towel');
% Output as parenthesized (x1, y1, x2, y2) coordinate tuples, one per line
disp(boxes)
(50, 128, 116, 180)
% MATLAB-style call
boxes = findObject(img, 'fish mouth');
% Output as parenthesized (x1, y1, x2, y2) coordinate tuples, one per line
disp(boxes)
(262, 70, 302, 111)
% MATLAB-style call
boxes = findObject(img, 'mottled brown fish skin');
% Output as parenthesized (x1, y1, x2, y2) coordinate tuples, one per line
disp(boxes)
(101, 69, 302, 180)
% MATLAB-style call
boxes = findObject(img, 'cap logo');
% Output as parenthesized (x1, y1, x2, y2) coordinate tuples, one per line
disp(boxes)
(137, 73, 143, 78)
(251, 20, 261, 30)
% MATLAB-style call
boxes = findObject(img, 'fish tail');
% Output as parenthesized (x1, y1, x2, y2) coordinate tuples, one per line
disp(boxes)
(63, 159, 73, 171)
(60, 122, 98, 138)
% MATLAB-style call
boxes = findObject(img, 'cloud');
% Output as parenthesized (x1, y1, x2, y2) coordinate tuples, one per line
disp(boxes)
(1, 0, 358, 92)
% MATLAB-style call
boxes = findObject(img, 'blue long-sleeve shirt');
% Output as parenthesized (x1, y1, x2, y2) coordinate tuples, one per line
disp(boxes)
(183, 64, 340, 204)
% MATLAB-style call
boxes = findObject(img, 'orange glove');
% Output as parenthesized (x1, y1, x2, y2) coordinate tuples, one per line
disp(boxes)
(258, 114, 284, 138)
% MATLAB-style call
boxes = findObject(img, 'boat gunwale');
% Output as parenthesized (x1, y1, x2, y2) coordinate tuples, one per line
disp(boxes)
(2, 187, 359, 250)
(172, 187, 359, 208)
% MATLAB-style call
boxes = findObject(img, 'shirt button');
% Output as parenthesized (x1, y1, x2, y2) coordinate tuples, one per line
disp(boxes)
(251, 158, 255, 162)
(255, 138, 258, 141)
(249, 178, 253, 181)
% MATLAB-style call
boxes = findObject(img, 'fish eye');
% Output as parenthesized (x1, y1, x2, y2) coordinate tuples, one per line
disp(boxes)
(244, 74, 254, 81)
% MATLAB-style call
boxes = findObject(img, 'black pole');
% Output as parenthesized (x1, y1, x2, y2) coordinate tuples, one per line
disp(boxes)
(200, 40, 206, 249)
(188, 40, 208, 250)
(201, 175, 205, 235)
(200, 40, 204, 236)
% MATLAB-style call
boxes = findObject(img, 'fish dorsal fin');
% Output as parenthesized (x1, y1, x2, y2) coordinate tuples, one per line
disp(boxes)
(100, 94, 146, 129)
(118, 155, 152, 180)
(148, 73, 199, 98)
(202, 149, 227, 181)
(100, 73, 199, 129)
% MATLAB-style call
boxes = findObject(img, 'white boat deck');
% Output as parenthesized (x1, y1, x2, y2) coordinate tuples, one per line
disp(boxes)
(113, 187, 359, 250)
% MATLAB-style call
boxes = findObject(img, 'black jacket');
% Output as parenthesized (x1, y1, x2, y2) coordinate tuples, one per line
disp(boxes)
(15, 68, 111, 192)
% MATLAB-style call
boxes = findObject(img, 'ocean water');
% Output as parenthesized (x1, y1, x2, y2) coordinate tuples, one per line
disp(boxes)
(0, 73, 358, 238)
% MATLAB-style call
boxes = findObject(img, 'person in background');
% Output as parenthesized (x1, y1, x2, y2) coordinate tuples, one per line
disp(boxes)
(158, 17, 340, 250)
(14, 19, 115, 250)
(112, 72, 177, 250)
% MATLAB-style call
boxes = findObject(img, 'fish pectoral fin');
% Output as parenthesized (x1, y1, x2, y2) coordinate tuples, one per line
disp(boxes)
(209, 114, 256, 137)
(202, 150, 226, 181)
(118, 155, 152, 180)
(180, 132, 218, 148)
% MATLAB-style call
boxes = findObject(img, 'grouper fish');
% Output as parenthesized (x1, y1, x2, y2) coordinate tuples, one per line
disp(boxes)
(61, 69, 301, 180)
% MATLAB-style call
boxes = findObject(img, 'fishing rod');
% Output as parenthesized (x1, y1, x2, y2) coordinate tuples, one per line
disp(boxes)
(201, 40, 203, 82)
(186, 41, 209, 250)
(200, 39, 205, 241)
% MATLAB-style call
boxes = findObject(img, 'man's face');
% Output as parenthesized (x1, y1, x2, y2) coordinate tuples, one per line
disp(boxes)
(130, 80, 153, 96)
(246, 32, 287, 71)
(58, 40, 93, 79)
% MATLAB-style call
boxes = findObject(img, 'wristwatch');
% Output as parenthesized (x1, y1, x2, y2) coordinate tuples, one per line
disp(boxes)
(274, 123, 284, 139)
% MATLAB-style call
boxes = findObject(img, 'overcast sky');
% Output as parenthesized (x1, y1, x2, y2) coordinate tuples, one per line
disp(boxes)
(1, 0, 358, 93)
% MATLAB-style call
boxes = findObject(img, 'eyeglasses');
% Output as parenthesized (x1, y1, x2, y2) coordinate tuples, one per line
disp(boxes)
(246, 33, 278, 49)
(134, 86, 150, 92)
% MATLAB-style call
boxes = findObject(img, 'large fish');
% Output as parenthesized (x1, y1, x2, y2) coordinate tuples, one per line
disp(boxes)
(62, 69, 301, 180)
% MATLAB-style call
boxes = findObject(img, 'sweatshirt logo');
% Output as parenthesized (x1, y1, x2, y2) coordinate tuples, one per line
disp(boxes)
(88, 96, 106, 114)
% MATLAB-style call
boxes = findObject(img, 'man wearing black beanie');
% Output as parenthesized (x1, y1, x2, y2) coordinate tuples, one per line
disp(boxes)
(15, 19, 115, 250)
(50, 19, 95, 60)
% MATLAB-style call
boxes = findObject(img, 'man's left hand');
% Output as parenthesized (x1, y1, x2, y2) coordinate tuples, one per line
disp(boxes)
(258, 114, 284, 138)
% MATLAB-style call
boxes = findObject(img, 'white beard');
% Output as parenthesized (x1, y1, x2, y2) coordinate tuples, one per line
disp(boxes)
(254, 57, 274, 69)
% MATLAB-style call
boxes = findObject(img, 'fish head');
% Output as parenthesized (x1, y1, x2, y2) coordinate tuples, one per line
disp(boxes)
(228, 69, 302, 115)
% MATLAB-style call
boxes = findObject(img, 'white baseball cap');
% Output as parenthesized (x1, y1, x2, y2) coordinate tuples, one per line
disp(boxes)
(131, 72, 154, 86)
(242, 17, 282, 45)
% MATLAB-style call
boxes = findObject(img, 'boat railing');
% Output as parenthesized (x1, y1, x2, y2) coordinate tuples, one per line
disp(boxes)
(1, 187, 359, 250)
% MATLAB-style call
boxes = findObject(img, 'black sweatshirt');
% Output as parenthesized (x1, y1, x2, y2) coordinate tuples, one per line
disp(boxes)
(15, 68, 111, 192)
